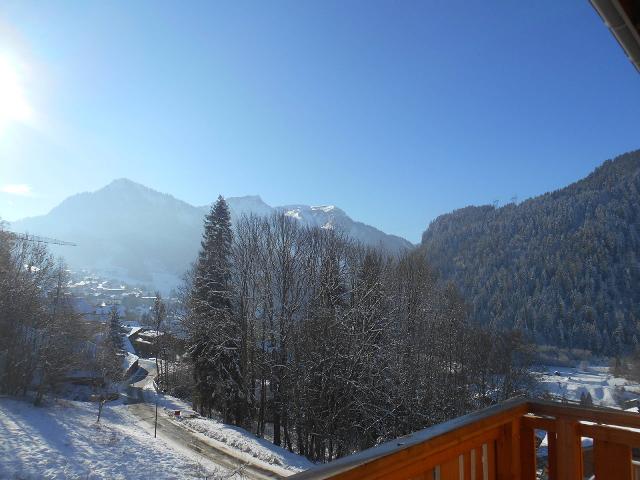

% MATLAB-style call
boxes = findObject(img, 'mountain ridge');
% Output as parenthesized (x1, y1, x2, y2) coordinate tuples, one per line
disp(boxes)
(420, 149, 640, 353)
(11, 179, 412, 291)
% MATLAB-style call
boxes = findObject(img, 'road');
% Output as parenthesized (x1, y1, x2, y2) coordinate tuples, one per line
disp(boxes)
(123, 359, 284, 480)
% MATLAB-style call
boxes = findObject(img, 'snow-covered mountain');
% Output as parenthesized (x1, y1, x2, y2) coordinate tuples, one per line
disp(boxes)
(280, 204, 410, 250)
(10, 179, 412, 291)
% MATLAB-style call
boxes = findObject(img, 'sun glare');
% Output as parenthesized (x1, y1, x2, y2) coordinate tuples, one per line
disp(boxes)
(0, 54, 32, 133)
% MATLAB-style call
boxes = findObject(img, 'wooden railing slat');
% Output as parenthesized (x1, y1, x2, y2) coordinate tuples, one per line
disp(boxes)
(521, 414, 556, 432)
(510, 418, 521, 479)
(486, 441, 496, 480)
(439, 455, 459, 480)
(548, 432, 557, 480)
(520, 423, 536, 480)
(495, 425, 510, 479)
(555, 418, 583, 480)
(496, 422, 515, 479)
(594, 439, 632, 480)
(463, 451, 471, 480)
(470, 448, 481, 480)
(529, 400, 640, 430)
(579, 422, 640, 447)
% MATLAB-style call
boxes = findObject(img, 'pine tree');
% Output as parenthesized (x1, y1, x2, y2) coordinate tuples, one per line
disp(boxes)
(186, 195, 242, 423)
(152, 292, 167, 387)
(108, 305, 124, 351)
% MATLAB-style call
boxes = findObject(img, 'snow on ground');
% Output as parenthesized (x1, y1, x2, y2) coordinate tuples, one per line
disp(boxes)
(135, 358, 313, 474)
(175, 416, 313, 473)
(0, 396, 233, 480)
(535, 364, 640, 407)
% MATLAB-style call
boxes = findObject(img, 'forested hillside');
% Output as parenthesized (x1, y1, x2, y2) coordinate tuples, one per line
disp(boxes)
(421, 150, 640, 354)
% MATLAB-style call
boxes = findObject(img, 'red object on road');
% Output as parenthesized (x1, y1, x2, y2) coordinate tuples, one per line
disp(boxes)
(174, 410, 180, 417)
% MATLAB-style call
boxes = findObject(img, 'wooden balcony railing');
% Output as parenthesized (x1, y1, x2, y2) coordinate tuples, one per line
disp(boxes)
(290, 397, 640, 480)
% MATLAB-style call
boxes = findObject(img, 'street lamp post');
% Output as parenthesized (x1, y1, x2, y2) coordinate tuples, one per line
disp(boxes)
(154, 396, 158, 438)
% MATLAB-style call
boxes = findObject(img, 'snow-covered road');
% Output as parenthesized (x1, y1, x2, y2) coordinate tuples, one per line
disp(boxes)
(123, 359, 288, 480)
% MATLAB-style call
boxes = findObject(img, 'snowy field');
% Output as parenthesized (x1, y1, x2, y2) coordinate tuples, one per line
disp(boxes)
(0, 357, 313, 479)
(0, 396, 232, 480)
(535, 364, 640, 407)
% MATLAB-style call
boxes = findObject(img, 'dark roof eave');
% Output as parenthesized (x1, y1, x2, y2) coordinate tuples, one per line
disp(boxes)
(591, 0, 640, 73)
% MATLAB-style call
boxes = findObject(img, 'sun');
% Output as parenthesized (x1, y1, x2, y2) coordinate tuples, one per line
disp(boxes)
(0, 54, 32, 133)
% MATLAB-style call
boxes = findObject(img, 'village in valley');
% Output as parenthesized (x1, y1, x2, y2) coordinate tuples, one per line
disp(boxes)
(66, 271, 171, 326)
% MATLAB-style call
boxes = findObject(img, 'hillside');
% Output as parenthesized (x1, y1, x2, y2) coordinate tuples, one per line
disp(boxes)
(421, 150, 640, 354)
(11, 179, 412, 291)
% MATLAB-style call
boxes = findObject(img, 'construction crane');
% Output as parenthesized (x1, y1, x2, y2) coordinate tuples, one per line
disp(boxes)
(8, 232, 77, 247)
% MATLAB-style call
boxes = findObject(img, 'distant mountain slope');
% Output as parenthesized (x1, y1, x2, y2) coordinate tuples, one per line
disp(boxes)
(11, 179, 204, 290)
(11, 179, 411, 291)
(420, 150, 640, 353)
(280, 204, 411, 252)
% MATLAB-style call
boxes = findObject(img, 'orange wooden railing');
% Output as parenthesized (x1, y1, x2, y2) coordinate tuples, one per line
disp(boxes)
(290, 397, 640, 480)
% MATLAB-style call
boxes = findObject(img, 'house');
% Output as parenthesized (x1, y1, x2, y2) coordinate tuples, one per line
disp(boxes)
(128, 328, 167, 357)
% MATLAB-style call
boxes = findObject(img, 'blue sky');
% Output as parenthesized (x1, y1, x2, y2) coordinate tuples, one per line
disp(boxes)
(0, 1, 638, 242)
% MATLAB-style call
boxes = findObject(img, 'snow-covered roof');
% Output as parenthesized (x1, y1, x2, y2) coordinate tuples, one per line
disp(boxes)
(138, 330, 164, 339)
(128, 327, 143, 337)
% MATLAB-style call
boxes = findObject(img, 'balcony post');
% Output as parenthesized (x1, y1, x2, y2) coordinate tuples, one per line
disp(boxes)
(520, 422, 536, 480)
(556, 418, 583, 480)
(548, 431, 557, 479)
(496, 418, 521, 479)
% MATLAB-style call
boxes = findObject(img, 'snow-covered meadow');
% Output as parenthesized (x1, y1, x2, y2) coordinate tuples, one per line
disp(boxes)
(534, 364, 640, 407)
(0, 356, 313, 479)
(0, 396, 230, 480)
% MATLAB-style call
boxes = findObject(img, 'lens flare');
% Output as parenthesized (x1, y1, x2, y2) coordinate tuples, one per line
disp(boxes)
(0, 54, 32, 133)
